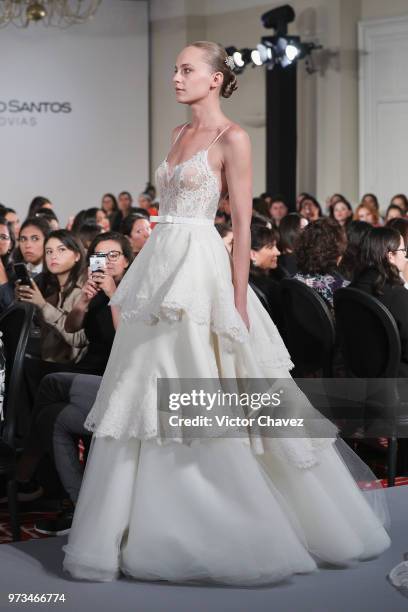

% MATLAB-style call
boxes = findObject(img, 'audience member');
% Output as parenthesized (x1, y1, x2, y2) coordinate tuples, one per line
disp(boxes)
(111, 191, 133, 231)
(249, 224, 284, 332)
(390, 193, 408, 214)
(385, 204, 403, 223)
(65, 231, 133, 375)
(354, 202, 380, 226)
(294, 217, 348, 310)
(101, 193, 119, 223)
(386, 217, 408, 287)
(298, 195, 322, 222)
(360, 193, 380, 211)
(352, 227, 408, 376)
(35, 208, 60, 231)
(120, 213, 152, 256)
(28, 196, 53, 217)
(268, 195, 288, 227)
(76, 221, 102, 250)
(338, 220, 371, 282)
(330, 198, 353, 228)
(4, 208, 21, 238)
(278, 213, 307, 276)
(0, 217, 16, 310)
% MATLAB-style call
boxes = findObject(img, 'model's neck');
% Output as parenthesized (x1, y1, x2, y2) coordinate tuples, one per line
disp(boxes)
(189, 98, 226, 129)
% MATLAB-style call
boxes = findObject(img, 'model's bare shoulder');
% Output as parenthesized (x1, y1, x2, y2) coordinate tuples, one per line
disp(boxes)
(223, 124, 251, 157)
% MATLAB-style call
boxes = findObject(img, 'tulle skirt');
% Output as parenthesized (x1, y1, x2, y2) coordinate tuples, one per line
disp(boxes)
(63, 434, 390, 584)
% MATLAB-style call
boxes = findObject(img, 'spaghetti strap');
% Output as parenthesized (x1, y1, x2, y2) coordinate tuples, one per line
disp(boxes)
(165, 123, 188, 161)
(206, 125, 232, 151)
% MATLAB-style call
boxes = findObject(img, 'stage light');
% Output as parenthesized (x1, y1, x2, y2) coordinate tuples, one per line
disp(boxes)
(251, 49, 262, 66)
(261, 4, 295, 34)
(233, 51, 244, 67)
(285, 43, 300, 62)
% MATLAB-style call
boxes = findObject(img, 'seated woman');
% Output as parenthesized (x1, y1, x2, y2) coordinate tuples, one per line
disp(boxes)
(65, 231, 133, 376)
(18, 229, 87, 363)
(278, 213, 308, 276)
(339, 220, 372, 281)
(351, 226, 408, 377)
(249, 224, 284, 333)
(354, 202, 381, 226)
(294, 217, 349, 311)
(330, 198, 354, 229)
(0, 216, 16, 311)
(0, 216, 50, 313)
(386, 217, 408, 287)
(119, 213, 152, 257)
(298, 195, 322, 222)
(17, 230, 88, 400)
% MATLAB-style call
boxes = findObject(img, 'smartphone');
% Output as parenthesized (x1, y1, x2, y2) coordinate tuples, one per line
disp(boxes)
(14, 262, 32, 286)
(89, 253, 106, 274)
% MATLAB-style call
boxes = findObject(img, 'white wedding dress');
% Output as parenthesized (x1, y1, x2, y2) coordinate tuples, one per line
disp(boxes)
(63, 125, 391, 584)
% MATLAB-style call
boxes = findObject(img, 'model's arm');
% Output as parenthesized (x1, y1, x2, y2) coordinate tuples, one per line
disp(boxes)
(223, 127, 253, 330)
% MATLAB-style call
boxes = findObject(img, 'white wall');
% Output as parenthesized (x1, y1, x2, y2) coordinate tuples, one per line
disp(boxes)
(0, 0, 148, 223)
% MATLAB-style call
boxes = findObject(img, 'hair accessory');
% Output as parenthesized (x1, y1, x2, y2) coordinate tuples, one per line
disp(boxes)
(224, 56, 235, 70)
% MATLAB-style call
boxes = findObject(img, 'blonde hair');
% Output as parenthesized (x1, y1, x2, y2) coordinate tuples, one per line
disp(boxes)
(190, 41, 238, 98)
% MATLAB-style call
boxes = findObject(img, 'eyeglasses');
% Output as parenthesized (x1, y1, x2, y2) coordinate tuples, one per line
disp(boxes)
(392, 248, 408, 255)
(94, 250, 123, 262)
(0, 234, 10, 241)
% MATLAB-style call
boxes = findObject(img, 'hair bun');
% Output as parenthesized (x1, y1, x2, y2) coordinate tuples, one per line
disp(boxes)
(222, 74, 238, 99)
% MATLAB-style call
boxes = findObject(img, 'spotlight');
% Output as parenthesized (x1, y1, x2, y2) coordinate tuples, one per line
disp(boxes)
(233, 50, 245, 68)
(285, 43, 300, 62)
(250, 49, 262, 66)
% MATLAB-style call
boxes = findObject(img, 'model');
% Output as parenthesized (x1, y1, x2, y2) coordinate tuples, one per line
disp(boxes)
(63, 41, 390, 584)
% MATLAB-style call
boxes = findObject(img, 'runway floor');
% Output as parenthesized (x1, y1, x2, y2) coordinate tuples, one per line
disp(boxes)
(0, 486, 407, 612)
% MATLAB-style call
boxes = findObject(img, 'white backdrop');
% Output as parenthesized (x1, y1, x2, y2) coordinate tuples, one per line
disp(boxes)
(0, 0, 148, 223)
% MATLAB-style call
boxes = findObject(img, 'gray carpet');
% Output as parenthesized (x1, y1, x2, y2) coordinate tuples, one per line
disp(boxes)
(0, 486, 407, 612)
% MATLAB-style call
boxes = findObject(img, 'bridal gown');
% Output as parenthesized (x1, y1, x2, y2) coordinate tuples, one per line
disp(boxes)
(63, 125, 391, 584)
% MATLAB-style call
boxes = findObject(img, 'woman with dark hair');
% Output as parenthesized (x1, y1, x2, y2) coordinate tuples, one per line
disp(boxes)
(0, 217, 16, 311)
(111, 191, 133, 231)
(298, 195, 322, 222)
(4, 207, 21, 239)
(72, 208, 110, 234)
(338, 220, 372, 281)
(352, 227, 408, 376)
(390, 193, 408, 214)
(249, 224, 284, 331)
(17, 229, 87, 364)
(294, 217, 349, 309)
(278, 213, 308, 275)
(385, 204, 403, 223)
(28, 196, 52, 217)
(120, 214, 151, 256)
(65, 231, 133, 375)
(0, 217, 50, 312)
(35, 208, 60, 231)
(331, 198, 353, 228)
(101, 193, 119, 219)
(386, 217, 408, 286)
(360, 193, 380, 211)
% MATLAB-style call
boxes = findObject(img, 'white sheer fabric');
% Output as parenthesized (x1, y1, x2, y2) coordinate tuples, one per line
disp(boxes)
(63, 125, 391, 584)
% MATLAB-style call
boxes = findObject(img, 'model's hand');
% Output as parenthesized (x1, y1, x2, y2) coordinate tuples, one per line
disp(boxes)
(16, 279, 46, 307)
(236, 302, 250, 331)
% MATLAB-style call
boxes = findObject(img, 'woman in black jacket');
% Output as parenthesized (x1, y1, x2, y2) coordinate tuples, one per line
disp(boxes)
(351, 226, 408, 376)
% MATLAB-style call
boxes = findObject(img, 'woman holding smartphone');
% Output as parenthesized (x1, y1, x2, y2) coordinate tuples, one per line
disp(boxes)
(0, 216, 16, 312)
(64, 231, 133, 375)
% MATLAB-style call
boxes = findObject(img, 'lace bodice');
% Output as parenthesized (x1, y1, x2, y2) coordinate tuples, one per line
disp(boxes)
(154, 123, 229, 221)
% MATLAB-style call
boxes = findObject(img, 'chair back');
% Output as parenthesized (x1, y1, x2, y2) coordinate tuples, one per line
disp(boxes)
(280, 278, 336, 376)
(0, 303, 35, 446)
(249, 282, 271, 316)
(334, 288, 400, 378)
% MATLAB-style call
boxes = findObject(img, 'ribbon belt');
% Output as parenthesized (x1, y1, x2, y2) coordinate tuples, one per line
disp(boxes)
(150, 215, 214, 226)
